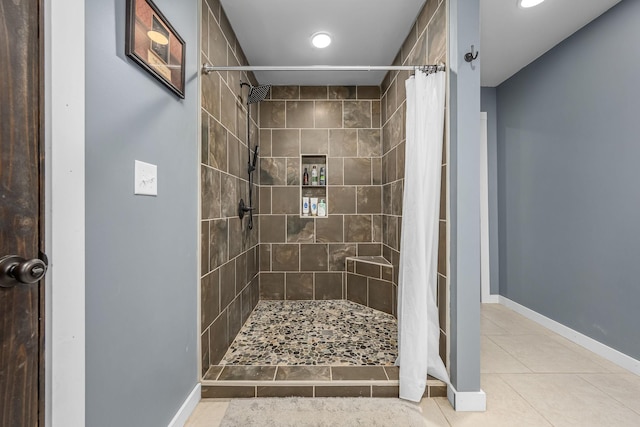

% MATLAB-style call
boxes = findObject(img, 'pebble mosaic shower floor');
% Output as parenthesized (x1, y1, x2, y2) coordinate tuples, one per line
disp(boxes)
(221, 300, 398, 366)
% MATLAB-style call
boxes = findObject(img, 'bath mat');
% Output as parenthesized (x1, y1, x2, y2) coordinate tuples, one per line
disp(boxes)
(219, 397, 426, 427)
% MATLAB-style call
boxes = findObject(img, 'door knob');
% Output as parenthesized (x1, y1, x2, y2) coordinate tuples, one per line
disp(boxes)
(0, 255, 48, 288)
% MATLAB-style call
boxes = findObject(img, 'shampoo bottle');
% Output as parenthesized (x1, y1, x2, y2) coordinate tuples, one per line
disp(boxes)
(311, 165, 318, 186)
(318, 199, 326, 217)
(319, 167, 325, 186)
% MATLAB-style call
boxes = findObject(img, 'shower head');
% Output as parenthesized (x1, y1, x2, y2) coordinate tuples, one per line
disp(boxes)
(241, 82, 271, 104)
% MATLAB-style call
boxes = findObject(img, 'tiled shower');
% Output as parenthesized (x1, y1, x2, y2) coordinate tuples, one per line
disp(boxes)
(258, 85, 385, 303)
(200, 0, 448, 396)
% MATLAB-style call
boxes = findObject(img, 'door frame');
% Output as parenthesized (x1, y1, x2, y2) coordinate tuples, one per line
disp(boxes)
(479, 112, 499, 304)
(480, 112, 492, 303)
(44, 0, 85, 425)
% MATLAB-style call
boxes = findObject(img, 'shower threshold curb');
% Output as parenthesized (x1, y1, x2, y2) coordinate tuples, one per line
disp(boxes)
(200, 365, 447, 399)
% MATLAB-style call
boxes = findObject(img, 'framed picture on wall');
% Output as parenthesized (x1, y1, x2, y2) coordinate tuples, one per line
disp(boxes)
(125, 0, 186, 98)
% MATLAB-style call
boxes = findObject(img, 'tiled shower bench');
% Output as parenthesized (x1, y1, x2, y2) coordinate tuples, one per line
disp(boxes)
(346, 256, 397, 317)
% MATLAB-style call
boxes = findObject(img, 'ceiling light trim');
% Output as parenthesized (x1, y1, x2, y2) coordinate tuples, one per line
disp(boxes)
(518, 0, 545, 9)
(311, 32, 332, 49)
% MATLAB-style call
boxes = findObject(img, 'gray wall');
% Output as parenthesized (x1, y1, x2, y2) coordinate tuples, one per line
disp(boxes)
(496, 1, 640, 360)
(85, 1, 199, 426)
(480, 87, 499, 295)
(448, 0, 482, 394)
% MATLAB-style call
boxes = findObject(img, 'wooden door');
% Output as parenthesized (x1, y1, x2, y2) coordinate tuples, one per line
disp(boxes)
(0, 0, 45, 425)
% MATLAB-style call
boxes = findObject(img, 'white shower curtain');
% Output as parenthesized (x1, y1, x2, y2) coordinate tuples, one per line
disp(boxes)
(397, 70, 448, 402)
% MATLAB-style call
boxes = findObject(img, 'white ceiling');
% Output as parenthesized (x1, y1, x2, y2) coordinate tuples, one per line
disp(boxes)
(481, 0, 620, 87)
(219, 0, 426, 85)
(219, 0, 621, 87)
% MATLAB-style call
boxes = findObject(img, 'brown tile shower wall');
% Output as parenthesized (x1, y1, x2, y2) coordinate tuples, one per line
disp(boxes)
(258, 86, 383, 301)
(200, 0, 261, 374)
(380, 0, 449, 364)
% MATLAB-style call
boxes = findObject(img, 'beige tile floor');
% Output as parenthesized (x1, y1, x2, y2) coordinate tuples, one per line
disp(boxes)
(186, 303, 640, 426)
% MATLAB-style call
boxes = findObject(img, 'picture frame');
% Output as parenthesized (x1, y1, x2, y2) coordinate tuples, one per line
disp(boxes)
(125, 0, 186, 98)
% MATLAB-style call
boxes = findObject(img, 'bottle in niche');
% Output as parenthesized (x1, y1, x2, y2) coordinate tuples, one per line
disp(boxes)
(302, 197, 310, 216)
(319, 167, 325, 186)
(303, 167, 309, 185)
(318, 199, 326, 217)
(311, 165, 318, 186)
(310, 197, 318, 216)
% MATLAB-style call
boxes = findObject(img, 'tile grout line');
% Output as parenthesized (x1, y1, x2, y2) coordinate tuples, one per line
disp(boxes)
(578, 374, 640, 417)
(496, 373, 556, 426)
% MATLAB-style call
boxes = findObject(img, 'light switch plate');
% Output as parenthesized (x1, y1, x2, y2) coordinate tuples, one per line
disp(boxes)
(134, 160, 157, 196)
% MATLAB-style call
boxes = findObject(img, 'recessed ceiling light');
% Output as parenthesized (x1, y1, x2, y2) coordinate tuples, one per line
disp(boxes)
(518, 0, 545, 8)
(311, 32, 332, 49)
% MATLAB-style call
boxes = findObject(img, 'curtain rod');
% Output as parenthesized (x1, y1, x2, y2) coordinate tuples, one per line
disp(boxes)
(201, 64, 445, 75)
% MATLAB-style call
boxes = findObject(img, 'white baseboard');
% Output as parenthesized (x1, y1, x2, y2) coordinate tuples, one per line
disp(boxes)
(482, 294, 500, 304)
(499, 296, 640, 375)
(447, 384, 486, 412)
(168, 383, 201, 427)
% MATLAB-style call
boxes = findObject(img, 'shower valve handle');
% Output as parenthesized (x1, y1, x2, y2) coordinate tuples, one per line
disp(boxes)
(238, 198, 254, 220)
